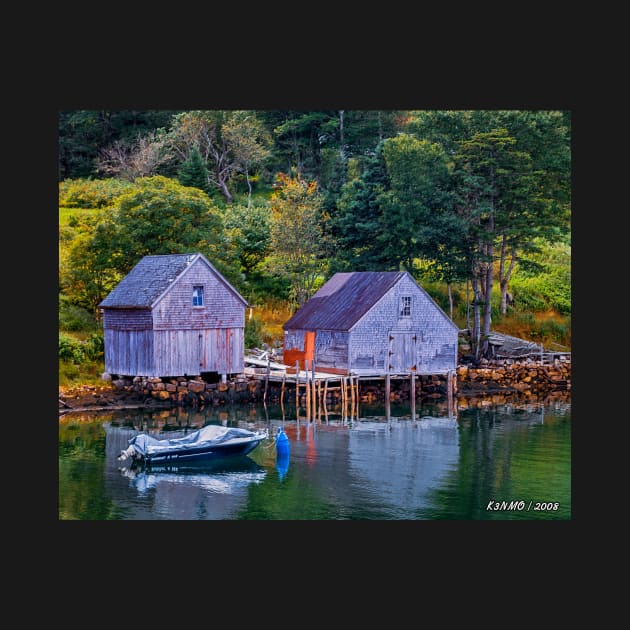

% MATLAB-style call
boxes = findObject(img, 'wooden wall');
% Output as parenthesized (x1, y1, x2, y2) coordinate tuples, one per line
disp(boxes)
(152, 258, 245, 330)
(104, 329, 155, 376)
(349, 274, 458, 374)
(102, 259, 245, 377)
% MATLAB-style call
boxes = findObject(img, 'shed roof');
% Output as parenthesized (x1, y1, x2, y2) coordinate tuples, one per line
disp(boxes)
(283, 271, 405, 331)
(99, 253, 247, 309)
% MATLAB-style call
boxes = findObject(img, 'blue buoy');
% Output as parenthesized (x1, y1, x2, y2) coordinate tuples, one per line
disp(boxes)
(275, 428, 290, 480)
(275, 427, 290, 457)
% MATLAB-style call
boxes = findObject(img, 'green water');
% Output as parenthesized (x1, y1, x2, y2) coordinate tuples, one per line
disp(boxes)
(58, 400, 571, 520)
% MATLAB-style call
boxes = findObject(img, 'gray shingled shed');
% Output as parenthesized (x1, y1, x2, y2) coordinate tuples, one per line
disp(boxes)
(282, 271, 458, 375)
(99, 253, 247, 378)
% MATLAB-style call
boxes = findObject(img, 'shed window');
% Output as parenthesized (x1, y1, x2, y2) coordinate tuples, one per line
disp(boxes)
(400, 295, 412, 318)
(192, 286, 204, 307)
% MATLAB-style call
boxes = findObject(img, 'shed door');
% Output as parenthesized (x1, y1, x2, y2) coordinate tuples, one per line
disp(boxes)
(388, 332, 417, 372)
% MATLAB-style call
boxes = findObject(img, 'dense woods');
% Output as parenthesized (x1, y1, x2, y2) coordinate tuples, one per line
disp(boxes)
(59, 109, 571, 383)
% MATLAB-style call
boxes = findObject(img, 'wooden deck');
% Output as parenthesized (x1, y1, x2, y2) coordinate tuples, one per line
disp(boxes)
(244, 354, 457, 421)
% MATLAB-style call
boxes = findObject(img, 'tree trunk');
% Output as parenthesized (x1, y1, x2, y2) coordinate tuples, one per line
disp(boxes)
(472, 277, 482, 360)
(218, 178, 233, 204)
(481, 213, 495, 358)
(466, 278, 471, 332)
(447, 282, 453, 320)
(245, 165, 252, 208)
(500, 254, 517, 314)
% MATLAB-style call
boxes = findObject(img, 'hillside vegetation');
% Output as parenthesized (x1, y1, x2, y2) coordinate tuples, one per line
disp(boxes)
(58, 109, 570, 386)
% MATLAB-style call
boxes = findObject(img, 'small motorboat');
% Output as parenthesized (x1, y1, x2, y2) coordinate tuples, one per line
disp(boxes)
(118, 424, 268, 464)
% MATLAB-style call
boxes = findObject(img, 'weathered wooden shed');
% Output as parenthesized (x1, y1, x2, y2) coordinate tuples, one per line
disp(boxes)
(99, 253, 247, 379)
(282, 271, 458, 376)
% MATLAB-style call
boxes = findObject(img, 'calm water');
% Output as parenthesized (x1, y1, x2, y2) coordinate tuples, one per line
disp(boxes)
(58, 399, 571, 520)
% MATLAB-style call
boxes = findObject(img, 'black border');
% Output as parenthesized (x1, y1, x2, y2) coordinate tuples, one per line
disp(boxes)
(48, 69, 579, 577)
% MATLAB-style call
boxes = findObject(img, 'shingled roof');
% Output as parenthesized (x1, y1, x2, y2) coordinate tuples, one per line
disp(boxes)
(283, 271, 405, 331)
(99, 253, 246, 308)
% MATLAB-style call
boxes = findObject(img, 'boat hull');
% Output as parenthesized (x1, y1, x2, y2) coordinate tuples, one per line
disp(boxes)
(142, 436, 265, 463)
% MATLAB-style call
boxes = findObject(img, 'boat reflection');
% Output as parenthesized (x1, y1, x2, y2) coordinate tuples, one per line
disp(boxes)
(120, 455, 267, 495)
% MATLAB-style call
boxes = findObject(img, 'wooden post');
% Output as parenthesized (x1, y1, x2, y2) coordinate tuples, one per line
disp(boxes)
(410, 371, 416, 420)
(385, 373, 391, 420)
(311, 361, 317, 421)
(316, 378, 321, 422)
(350, 375, 356, 420)
(280, 373, 286, 406)
(280, 373, 286, 420)
(323, 378, 329, 422)
(304, 359, 311, 420)
(355, 377, 360, 419)
(447, 370, 453, 420)
(263, 356, 270, 403)
(295, 360, 300, 419)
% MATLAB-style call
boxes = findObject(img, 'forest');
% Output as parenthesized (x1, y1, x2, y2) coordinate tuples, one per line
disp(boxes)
(58, 110, 571, 385)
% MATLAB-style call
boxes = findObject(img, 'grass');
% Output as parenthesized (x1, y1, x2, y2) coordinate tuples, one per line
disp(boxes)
(249, 299, 293, 345)
(59, 206, 97, 226)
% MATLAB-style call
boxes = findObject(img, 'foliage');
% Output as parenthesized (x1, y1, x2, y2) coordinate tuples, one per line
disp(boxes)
(268, 173, 329, 307)
(58, 110, 572, 359)
(244, 316, 266, 349)
(59, 333, 87, 363)
(177, 145, 209, 192)
(59, 178, 136, 208)
(167, 110, 271, 203)
(59, 295, 99, 332)
(509, 240, 571, 314)
(108, 175, 238, 280)
(59, 332, 104, 363)
(223, 202, 272, 275)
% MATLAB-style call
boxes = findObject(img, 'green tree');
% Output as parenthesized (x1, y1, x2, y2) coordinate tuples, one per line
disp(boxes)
(332, 142, 389, 271)
(167, 110, 270, 204)
(60, 211, 123, 316)
(379, 134, 455, 272)
(453, 128, 545, 357)
(177, 146, 209, 192)
(223, 202, 272, 276)
(110, 176, 237, 280)
(268, 173, 328, 308)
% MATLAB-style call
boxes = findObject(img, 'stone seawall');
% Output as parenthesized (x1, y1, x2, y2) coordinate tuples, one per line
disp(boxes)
(105, 357, 570, 408)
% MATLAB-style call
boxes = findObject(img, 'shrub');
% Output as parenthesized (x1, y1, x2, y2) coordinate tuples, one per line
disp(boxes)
(245, 316, 266, 350)
(59, 296, 99, 332)
(59, 333, 85, 363)
(59, 178, 136, 208)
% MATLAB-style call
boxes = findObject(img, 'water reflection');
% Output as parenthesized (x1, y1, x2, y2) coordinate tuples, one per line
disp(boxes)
(120, 457, 266, 496)
(347, 417, 459, 517)
(59, 398, 571, 520)
(104, 424, 268, 520)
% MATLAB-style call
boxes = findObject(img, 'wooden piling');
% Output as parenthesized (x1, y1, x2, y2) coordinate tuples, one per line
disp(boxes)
(305, 360, 311, 421)
(349, 375, 355, 420)
(385, 372, 391, 420)
(311, 361, 317, 420)
(295, 360, 300, 419)
(280, 373, 286, 405)
(410, 371, 416, 420)
(447, 370, 453, 419)
(263, 356, 270, 403)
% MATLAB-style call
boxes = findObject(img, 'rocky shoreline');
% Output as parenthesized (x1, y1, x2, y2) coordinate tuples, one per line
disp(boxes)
(59, 357, 570, 415)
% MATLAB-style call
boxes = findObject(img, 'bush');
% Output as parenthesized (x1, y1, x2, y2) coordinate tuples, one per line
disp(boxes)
(83, 332, 104, 361)
(59, 296, 99, 332)
(59, 333, 85, 363)
(59, 331, 103, 363)
(245, 316, 266, 350)
(59, 178, 136, 208)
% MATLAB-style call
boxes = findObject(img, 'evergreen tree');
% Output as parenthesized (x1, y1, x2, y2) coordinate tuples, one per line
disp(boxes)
(177, 146, 209, 192)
